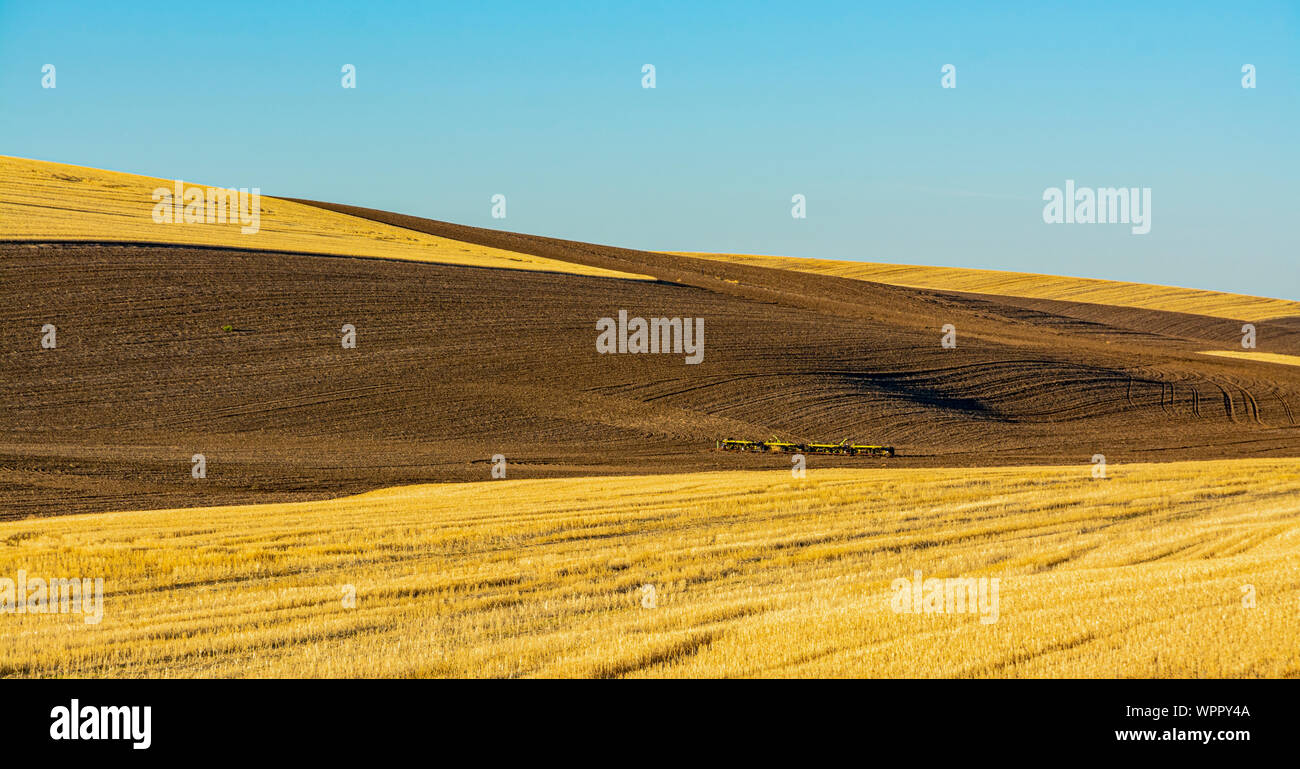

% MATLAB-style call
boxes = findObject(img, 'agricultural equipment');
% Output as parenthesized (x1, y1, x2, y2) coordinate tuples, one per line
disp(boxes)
(716, 438, 895, 457)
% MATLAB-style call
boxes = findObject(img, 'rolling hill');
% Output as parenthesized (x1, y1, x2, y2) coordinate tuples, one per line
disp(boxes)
(1, 158, 1299, 518)
(0, 156, 646, 280)
(677, 251, 1300, 322)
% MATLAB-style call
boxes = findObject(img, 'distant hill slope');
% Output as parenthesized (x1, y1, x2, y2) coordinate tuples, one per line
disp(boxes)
(0, 156, 648, 280)
(676, 252, 1300, 322)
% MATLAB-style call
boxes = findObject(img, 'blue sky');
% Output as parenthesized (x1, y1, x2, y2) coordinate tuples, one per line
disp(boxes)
(2, 1, 1296, 299)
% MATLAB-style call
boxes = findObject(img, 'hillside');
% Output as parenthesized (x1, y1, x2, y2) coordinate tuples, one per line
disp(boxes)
(0, 156, 646, 280)
(1, 161, 1298, 517)
(677, 252, 1300, 322)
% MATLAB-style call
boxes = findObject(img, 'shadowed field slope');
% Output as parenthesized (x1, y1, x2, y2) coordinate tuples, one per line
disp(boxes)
(678, 252, 1300, 322)
(2, 460, 1297, 677)
(0, 156, 646, 280)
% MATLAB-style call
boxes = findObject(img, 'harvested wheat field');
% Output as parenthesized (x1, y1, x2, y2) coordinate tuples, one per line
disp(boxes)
(1200, 351, 1300, 368)
(679, 252, 1300, 322)
(1, 459, 1297, 678)
(0, 156, 646, 280)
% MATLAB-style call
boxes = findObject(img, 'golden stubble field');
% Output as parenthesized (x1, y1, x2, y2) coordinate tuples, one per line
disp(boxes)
(680, 252, 1300, 321)
(2, 459, 1298, 678)
(0, 155, 647, 280)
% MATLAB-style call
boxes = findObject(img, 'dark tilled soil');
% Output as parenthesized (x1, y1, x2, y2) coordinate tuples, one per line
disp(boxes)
(2, 215, 1298, 517)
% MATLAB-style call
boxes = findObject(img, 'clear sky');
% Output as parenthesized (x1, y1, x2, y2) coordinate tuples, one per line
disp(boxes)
(2, 1, 1296, 299)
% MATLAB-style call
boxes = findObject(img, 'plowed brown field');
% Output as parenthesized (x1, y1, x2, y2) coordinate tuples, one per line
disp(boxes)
(3, 194, 1299, 518)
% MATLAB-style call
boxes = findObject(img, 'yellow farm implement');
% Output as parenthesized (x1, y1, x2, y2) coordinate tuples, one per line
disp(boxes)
(716, 439, 894, 457)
